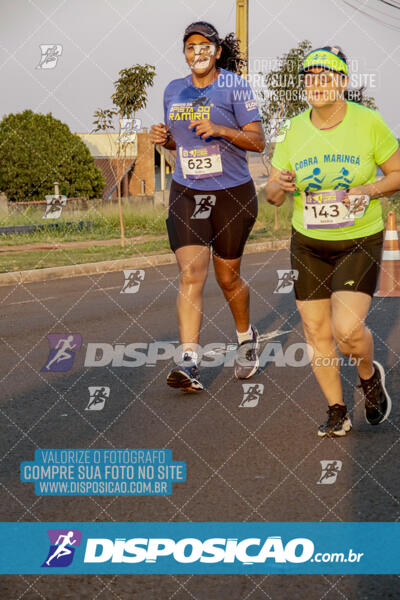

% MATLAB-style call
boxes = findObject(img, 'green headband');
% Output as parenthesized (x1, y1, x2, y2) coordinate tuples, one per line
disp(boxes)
(300, 49, 348, 75)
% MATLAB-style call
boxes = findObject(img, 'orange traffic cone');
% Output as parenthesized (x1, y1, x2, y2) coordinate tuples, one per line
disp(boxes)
(375, 211, 400, 297)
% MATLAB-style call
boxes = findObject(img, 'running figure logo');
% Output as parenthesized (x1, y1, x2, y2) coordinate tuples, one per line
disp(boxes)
(43, 195, 67, 219)
(239, 383, 264, 408)
(36, 44, 63, 69)
(41, 334, 82, 372)
(120, 269, 145, 293)
(300, 168, 326, 193)
(272, 118, 291, 143)
(191, 95, 209, 107)
(86, 386, 110, 411)
(317, 460, 343, 484)
(332, 167, 354, 190)
(119, 118, 141, 143)
(42, 529, 82, 567)
(274, 269, 299, 294)
(191, 194, 216, 219)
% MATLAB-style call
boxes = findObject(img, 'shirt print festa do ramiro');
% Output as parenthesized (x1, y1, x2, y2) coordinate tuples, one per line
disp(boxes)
(163, 68, 261, 191)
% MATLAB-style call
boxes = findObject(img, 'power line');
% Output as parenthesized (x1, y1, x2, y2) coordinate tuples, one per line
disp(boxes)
(369, 0, 400, 20)
(376, 0, 400, 10)
(343, 0, 400, 31)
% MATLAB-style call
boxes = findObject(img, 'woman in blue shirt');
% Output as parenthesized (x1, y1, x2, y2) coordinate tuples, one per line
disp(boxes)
(150, 21, 265, 392)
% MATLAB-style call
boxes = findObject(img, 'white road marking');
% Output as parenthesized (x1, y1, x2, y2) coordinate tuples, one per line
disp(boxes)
(203, 329, 293, 356)
(258, 329, 292, 343)
(5, 296, 57, 306)
(250, 262, 290, 267)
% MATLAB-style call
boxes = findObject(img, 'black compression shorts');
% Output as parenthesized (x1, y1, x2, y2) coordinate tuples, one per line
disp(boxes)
(290, 227, 384, 300)
(166, 179, 258, 259)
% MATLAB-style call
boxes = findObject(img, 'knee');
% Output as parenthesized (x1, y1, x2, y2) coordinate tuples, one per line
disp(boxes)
(215, 270, 241, 292)
(180, 264, 207, 287)
(302, 317, 332, 346)
(332, 319, 365, 347)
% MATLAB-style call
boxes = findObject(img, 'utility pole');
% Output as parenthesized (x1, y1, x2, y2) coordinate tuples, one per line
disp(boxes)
(236, 0, 249, 76)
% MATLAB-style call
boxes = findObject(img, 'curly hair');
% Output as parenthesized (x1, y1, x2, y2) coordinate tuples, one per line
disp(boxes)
(217, 32, 247, 74)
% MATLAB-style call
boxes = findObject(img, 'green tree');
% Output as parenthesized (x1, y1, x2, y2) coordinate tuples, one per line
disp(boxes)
(93, 64, 156, 247)
(0, 109, 105, 202)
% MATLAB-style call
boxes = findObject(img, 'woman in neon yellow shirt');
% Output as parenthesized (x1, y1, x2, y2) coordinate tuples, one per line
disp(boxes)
(266, 45, 400, 437)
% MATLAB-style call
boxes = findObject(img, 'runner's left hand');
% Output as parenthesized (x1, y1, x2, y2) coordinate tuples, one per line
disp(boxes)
(343, 185, 370, 212)
(189, 119, 221, 139)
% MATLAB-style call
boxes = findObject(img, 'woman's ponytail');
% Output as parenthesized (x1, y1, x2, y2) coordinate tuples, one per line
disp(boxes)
(216, 32, 246, 74)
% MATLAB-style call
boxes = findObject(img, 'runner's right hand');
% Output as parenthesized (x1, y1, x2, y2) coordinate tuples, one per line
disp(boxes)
(278, 169, 296, 192)
(149, 123, 170, 145)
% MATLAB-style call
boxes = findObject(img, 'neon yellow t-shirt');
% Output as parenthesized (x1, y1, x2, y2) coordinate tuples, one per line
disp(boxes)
(271, 101, 399, 240)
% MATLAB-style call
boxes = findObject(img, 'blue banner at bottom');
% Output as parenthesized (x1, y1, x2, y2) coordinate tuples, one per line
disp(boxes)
(0, 522, 398, 574)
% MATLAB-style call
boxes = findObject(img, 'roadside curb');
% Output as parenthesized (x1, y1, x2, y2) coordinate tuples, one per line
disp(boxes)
(0, 238, 290, 287)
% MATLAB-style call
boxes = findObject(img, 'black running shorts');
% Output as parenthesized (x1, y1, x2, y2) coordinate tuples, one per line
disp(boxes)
(290, 227, 384, 300)
(166, 179, 258, 259)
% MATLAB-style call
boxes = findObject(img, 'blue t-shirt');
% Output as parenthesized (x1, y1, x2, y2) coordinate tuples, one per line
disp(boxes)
(163, 68, 261, 190)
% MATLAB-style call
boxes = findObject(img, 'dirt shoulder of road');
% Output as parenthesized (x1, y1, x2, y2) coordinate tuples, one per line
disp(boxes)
(0, 236, 290, 287)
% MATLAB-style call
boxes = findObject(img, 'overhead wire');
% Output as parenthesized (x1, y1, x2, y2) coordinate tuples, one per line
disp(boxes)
(342, 0, 400, 31)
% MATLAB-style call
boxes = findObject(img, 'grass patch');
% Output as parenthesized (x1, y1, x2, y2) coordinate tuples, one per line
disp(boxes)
(2, 190, 399, 274)
(0, 238, 171, 273)
(0, 203, 168, 246)
(0, 193, 293, 247)
(251, 195, 293, 238)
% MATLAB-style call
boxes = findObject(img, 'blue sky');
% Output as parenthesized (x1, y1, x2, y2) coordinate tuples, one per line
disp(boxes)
(1, 0, 400, 133)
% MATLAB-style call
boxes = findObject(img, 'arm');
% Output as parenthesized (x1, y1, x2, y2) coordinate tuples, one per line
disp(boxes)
(216, 121, 265, 152)
(188, 120, 265, 152)
(266, 166, 296, 207)
(347, 149, 400, 199)
(164, 133, 176, 150)
(149, 123, 176, 150)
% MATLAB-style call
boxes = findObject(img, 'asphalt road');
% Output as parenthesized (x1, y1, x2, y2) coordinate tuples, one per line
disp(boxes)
(0, 249, 399, 599)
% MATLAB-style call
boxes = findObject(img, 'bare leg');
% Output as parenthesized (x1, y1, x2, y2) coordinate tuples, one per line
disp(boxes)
(297, 298, 344, 406)
(175, 245, 210, 353)
(331, 291, 374, 380)
(213, 254, 250, 332)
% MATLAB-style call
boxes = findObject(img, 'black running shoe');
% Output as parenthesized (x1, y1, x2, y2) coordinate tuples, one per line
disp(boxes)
(318, 403, 352, 437)
(234, 326, 260, 380)
(359, 360, 392, 426)
(167, 354, 204, 392)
